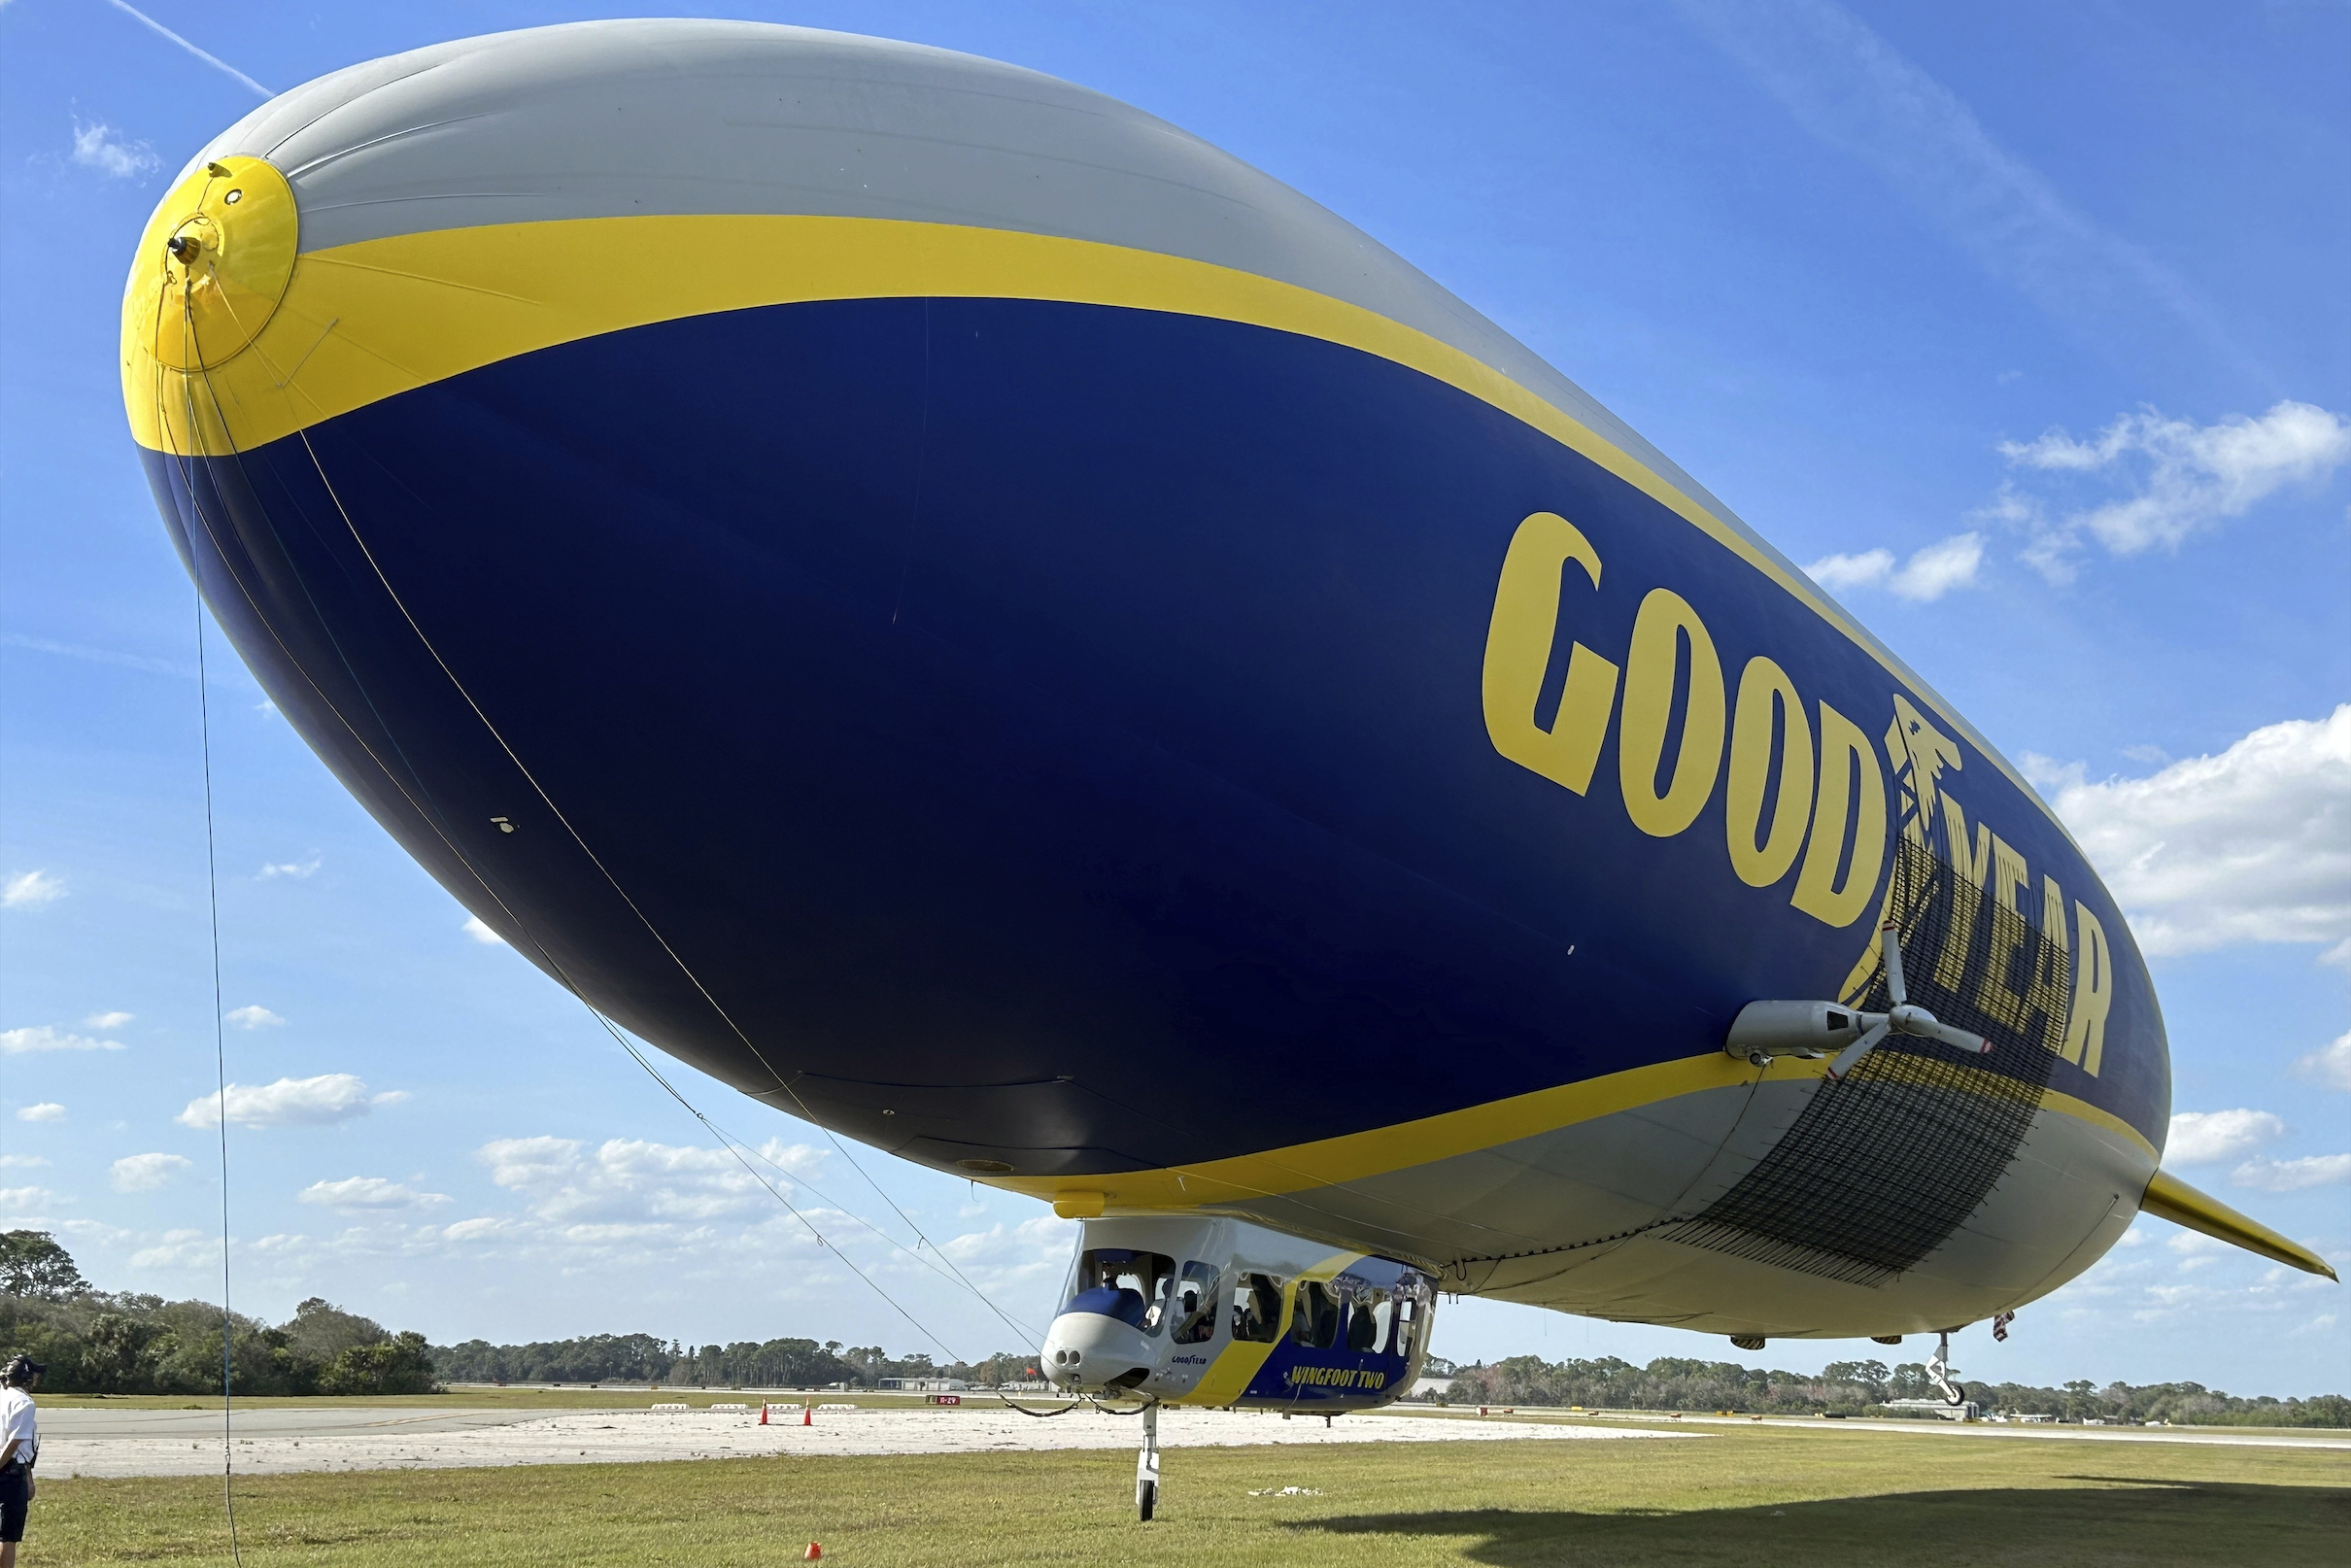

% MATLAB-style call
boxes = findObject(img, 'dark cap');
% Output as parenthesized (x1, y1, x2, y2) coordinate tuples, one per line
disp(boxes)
(2, 1355, 42, 1384)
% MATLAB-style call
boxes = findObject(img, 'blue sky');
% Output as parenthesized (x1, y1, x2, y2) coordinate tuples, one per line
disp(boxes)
(2, 0, 2345, 1395)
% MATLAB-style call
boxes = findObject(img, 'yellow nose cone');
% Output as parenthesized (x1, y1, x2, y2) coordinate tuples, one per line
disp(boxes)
(123, 156, 297, 373)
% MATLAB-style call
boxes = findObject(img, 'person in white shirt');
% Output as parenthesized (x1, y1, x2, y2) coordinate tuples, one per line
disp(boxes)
(0, 1354, 40, 1567)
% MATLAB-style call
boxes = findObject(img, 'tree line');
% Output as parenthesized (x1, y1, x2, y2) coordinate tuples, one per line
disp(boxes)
(20, 1230, 2334, 1422)
(1, 1231, 434, 1395)
(1443, 1353, 2351, 1427)
(2, 1231, 1032, 1393)
(428, 1334, 1038, 1388)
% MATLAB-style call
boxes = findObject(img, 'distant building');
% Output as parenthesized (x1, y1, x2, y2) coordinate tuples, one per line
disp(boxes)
(1880, 1398, 1980, 1421)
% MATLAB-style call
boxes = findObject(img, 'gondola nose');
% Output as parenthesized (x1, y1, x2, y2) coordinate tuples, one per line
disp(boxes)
(1040, 1311, 1155, 1393)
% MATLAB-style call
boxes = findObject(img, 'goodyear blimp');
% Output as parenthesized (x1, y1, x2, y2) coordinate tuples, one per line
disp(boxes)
(126, 18, 2329, 1514)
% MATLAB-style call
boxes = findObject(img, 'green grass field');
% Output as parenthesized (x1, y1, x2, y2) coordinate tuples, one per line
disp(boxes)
(32, 1422, 2349, 1567)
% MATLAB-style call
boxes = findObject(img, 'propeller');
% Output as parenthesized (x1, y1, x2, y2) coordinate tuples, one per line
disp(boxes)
(1823, 922, 1989, 1081)
(1724, 922, 1989, 1076)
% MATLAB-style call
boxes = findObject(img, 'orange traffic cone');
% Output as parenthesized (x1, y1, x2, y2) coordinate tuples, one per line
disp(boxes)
(759, 1404, 770, 1425)
(803, 1545, 823, 1560)
(802, 1404, 813, 1426)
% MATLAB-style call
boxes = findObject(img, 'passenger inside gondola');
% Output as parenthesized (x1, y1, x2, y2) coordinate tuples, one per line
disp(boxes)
(1066, 1248, 1176, 1333)
(1171, 1262, 1221, 1345)
(1290, 1279, 1339, 1348)
(1233, 1273, 1283, 1343)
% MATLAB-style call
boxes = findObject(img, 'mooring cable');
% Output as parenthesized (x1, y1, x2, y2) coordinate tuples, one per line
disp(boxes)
(707, 1110, 1047, 1345)
(146, 236, 247, 1564)
(581, 1009, 977, 1365)
(164, 227, 1044, 1376)
(181, 344, 247, 1568)
(160, 384, 1005, 1379)
(288, 386, 1019, 1263)
(283, 418, 1051, 1357)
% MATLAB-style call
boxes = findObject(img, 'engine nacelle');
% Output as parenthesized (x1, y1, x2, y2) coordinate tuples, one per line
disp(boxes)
(1723, 999, 1864, 1063)
(1040, 1215, 1435, 1411)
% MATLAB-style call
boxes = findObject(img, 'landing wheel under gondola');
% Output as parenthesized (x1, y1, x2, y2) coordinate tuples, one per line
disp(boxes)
(1135, 1400, 1162, 1520)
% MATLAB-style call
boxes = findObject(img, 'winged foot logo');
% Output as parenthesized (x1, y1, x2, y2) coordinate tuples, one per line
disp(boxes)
(1482, 511, 2112, 1075)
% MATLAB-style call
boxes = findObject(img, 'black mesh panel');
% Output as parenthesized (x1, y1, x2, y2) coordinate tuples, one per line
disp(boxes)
(1661, 838, 2066, 1287)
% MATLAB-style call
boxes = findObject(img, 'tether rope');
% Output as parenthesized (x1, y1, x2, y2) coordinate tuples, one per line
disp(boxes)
(163, 249, 245, 1566)
(157, 319, 1021, 1369)
(194, 549, 245, 1568)
(287, 388, 1048, 1351)
(114, 15, 1031, 1498)
(276, 426, 991, 1363)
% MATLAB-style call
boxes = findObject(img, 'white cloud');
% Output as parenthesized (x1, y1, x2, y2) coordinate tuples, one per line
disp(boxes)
(0, 1155, 47, 1169)
(70, 118, 159, 180)
(2164, 1230, 2233, 1262)
(478, 1136, 584, 1192)
(176, 1074, 403, 1129)
(401, 1135, 865, 1271)
(2231, 1154, 2351, 1193)
(2017, 751, 2085, 794)
(258, 858, 321, 880)
(2166, 1109, 2287, 1166)
(937, 1213, 1081, 1295)
(1887, 533, 1985, 600)
(479, 1135, 823, 1225)
(111, 1152, 191, 1192)
(2133, 1278, 2229, 1311)
(2036, 705, 2350, 957)
(1804, 532, 1983, 602)
(224, 1005, 285, 1029)
(290, 1157, 1046, 1327)
(2000, 401, 2351, 580)
(84, 1010, 134, 1030)
(2292, 1030, 2351, 1092)
(2, 870, 65, 909)
(1, 1025, 126, 1056)
(1804, 547, 1894, 594)
(15, 1104, 65, 1123)
(461, 915, 507, 946)
(298, 1176, 450, 1211)
(0, 1186, 58, 1214)
(1671, 0, 2239, 364)
(130, 1228, 218, 1270)
(2323, 938, 2351, 972)
(2128, 1242, 2342, 1310)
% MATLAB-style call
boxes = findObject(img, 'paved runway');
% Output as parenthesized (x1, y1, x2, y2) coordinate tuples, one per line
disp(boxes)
(36, 1402, 2344, 1479)
(43, 1407, 572, 1440)
(36, 1404, 1687, 1478)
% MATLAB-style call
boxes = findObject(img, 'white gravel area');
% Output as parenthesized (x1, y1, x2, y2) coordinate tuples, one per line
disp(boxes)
(40, 1404, 1687, 1478)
